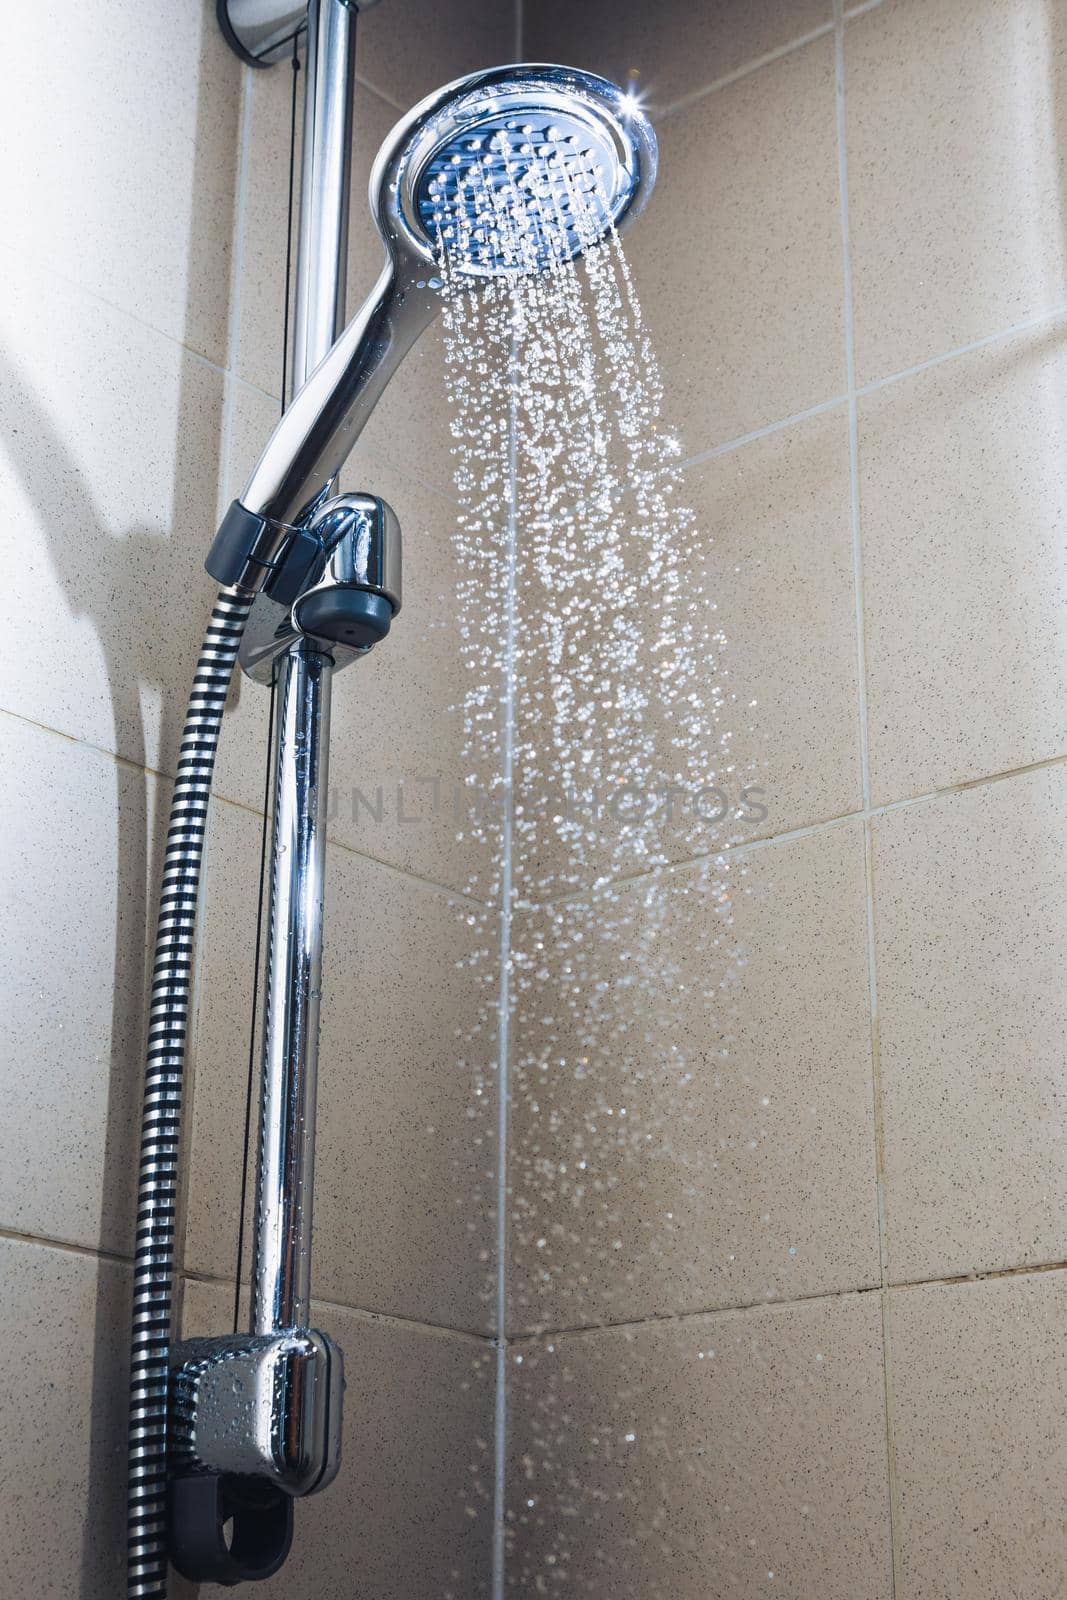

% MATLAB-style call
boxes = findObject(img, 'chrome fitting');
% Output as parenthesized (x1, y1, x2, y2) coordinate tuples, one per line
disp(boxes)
(170, 1328, 344, 1498)
(216, 1, 383, 70)
(239, 491, 402, 684)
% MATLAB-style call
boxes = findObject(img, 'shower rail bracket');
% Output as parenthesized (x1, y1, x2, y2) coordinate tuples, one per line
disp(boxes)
(217, 0, 382, 70)
(166, 1328, 343, 1585)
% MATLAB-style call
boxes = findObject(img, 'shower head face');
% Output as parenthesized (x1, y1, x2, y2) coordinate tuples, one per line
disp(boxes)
(372, 65, 658, 278)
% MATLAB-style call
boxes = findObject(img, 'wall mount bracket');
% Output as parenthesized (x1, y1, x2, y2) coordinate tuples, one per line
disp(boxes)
(217, 0, 381, 69)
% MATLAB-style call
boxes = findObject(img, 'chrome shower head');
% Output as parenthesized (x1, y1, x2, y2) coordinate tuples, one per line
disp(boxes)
(208, 66, 657, 590)
(374, 65, 656, 277)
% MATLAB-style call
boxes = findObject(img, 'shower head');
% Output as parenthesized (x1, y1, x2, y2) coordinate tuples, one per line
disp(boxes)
(375, 65, 656, 277)
(207, 65, 657, 592)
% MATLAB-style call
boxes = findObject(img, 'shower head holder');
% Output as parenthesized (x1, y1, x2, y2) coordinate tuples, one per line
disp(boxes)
(167, 1329, 343, 1585)
(236, 491, 402, 684)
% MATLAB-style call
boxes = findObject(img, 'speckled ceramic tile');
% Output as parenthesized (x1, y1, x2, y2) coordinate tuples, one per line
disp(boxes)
(184, 798, 497, 1332)
(211, 459, 500, 897)
(860, 318, 1067, 805)
(508, 1291, 892, 1598)
(218, 377, 283, 518)
(0, 3, 240, 365)
(356, 0, 515, 113)
(0, 716, 167, 1254)
(621, 36, 844, 457)
(846, 0, 1067, 385)
(681, 407, 861, 836)
(508, 820, 879, 1333)
(179, 1279, 495, 1600)
(889, 1272, 1067, 1600)
(524, 0, 832, 111)
(0, 1238, 129, 1599)
(873, 767, 1067, 1283)
(0, 259, 225, 776)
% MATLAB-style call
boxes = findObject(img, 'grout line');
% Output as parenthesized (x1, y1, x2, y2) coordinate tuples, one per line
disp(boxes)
(0, 707, 179, 781)
(899, 747, 1067, 798)
(211, 785, 495, 908)
(677, 393, 848, 470)
(4, 1222, 1063, 1328)
(227, 369, 289, 407)
(510, 745, 1067, 913)
(511, 1284, 883, 1344)
(180, 1268, 493, 1344)
(651, 1, 886, 124)
(0, 705, 495, 910)
(0, 237, 239, 377)
(7, 703, 1066, 908)
(507, 1257, 1067, 1344)
(675, 303, 1067, 473)
(833, 20, 869, 815)
(657, 22, 835, 120)
(856, 300, 1067, 398)
(0, 1226, 133, 1269)
(353, 71, 406, 114)
(891, 1258, 1067, 1293)
(305, 1300, 491, 1346)
(832, 8, 899, 1597)
(491, 327, 522, 1600)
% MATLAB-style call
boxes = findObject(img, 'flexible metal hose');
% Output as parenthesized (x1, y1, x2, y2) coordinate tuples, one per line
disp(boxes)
(127, 586, 254, 1599)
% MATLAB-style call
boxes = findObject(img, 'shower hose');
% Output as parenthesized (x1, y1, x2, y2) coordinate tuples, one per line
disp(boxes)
(126, 585, 254, 1599)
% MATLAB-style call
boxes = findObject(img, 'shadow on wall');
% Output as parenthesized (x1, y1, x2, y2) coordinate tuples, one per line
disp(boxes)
(0, 20, 241, 1595)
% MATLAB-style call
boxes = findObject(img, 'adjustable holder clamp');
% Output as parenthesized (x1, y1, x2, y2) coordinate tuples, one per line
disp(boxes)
(168, 1331, 341, 1585)
(234, 490, 403, 683)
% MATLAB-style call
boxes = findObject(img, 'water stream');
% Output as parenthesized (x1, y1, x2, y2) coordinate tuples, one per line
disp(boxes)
(433, 129, 757, 1595)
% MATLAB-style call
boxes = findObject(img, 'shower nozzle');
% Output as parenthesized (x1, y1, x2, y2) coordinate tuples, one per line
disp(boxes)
(385, 67, 656, 276)
(206, 64, 657, 591)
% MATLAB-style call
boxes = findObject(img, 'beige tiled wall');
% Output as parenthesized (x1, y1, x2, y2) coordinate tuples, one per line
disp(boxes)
(0, 2, 514, 1594)
(6, 2, 1066, 1596)
(512, 0, 1067, 1594)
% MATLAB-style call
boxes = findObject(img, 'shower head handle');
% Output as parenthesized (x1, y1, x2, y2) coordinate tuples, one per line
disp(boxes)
(205, 256, 435, 590)
(242, 258, 437, 529)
